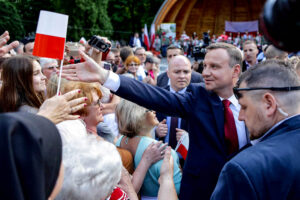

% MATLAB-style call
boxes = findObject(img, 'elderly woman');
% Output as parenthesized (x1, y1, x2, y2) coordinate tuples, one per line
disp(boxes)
(0, 55, 46, 113)
(115, 99, 182, 199)
(123, 55, 141, 80)
(56, 134, 123, 200)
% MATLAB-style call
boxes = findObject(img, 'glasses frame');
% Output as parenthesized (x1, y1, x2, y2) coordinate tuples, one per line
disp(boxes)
(233, 86, 300, 99)
(91, 99, 102, 107)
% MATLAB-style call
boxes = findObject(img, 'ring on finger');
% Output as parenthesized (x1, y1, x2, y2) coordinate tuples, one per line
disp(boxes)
(160, 151, 164, 156)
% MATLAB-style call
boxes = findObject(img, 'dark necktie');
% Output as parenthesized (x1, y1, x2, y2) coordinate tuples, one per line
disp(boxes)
(223, 99, 239, 154)
(169, 117, 178, 149)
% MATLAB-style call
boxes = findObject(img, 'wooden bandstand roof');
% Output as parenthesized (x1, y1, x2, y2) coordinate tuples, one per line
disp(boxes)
(153, 0, 266, 37)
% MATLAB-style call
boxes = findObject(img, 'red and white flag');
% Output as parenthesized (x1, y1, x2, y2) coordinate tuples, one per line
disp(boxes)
(143, 24, 150, 51)
(175, 133, 189, 160)
(33, 11, 68, 60)
(150, 23, 155, 49)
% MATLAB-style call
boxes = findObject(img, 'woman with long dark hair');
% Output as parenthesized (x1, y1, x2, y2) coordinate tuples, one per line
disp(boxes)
(0, 55, 46, 113)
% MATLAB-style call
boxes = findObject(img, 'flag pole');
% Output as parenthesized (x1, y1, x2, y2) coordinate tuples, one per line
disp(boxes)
(56, 45, 66, 96)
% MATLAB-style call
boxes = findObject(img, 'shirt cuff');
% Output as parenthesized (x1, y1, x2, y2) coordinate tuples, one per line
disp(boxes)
(103, 72, 120, 92)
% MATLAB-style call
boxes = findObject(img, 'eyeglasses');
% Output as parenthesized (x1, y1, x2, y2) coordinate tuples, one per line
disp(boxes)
(233, 86, 300, 99)
(46, 65, 59, 70)
(91, 99, 102, 107)
(145, 109, 153, 113)
(128, 63, 139, 67)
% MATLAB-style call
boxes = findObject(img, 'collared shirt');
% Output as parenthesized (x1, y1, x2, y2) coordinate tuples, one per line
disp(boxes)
(251, 114, 300, 145)
(245, 60, 258, 70)
(220, 95, 248, 149)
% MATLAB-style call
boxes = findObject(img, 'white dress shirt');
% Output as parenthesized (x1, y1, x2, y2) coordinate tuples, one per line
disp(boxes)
(220, 95, 247, 149)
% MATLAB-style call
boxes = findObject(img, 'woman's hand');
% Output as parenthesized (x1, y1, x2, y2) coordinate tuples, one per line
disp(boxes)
(37, 89, 87, 124)
(142, 141, 168, 165)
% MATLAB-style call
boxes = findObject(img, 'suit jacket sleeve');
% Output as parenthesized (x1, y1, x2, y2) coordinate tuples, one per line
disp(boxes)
(211, 161, 258, 200)
(116, 75, 198, 118)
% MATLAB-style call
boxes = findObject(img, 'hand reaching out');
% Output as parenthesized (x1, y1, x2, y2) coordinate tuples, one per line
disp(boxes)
(142, 141, 168, 165)
(37, 89, 87, 124)
(61, 50, 109, 83)
(0, 31, 19, 57)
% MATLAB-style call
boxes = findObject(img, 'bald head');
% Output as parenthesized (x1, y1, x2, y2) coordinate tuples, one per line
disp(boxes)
(167, 55, 192, 92)
(168, 55, 191, 70)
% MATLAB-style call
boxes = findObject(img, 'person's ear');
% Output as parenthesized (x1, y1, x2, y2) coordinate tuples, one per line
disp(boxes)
(232, 64, 241, 78)
(262, 92, 277, 117)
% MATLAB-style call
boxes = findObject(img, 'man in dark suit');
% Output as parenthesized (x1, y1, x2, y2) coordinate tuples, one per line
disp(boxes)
(61, 43, 249, 199)
(155, 56, 196, 167)
(157, 45, 203, 87)
(212, 60, 300, 199)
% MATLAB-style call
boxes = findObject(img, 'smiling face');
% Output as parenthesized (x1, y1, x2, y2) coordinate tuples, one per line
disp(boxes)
(202, 48, 239, 97)
(127, 61, 139, 74)
(32, 60, 46, 93)
(167, 56, 192, 92)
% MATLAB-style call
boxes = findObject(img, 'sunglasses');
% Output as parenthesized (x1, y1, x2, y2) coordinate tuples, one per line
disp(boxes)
(233, 86, 300, 99)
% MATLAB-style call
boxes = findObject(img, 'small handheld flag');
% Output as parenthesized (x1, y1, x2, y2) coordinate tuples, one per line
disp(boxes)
(33, 11, 68, 60)
(175, 133, 189, 160)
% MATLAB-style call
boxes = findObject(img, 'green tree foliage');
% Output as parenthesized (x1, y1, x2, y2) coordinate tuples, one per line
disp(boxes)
(108, 0, 164, 41)
(0, 1, 26, 40)
(0, 0, 112, 41)
(52, 0, 113, 40)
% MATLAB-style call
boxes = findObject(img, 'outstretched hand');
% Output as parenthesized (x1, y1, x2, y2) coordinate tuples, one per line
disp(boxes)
(60, 50, 109, 84)
(37, 89, 87, 124)
(0, 31, 19, 57)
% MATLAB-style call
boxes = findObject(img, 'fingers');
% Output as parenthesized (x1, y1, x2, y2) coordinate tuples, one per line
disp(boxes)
(64, 114, 80, 121)
(61, 64, 76, 70)
(62, 89, 81, 101)
(0, 36, 9, 47)
(70, 103, 86, 114)
(161, 119, 166, 124)
(79, 50, 91, 61)
(0, 31, 9, 39)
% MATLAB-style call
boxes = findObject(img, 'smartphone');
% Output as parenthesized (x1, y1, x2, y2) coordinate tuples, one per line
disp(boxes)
(102, 62, 111, 70)
(88, 35, 111, 53)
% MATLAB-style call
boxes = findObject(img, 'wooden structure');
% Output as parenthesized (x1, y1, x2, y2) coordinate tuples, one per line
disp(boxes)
(153, 0, 266, 37)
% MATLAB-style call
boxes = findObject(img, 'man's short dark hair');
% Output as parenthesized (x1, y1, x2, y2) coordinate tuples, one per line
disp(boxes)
(206, 42, 243, 67)
(134, 47, 145, 55)
(110, 48, 120, 54)
(242, 39, 258, 48)
(166, 45, 184, 55)
(237, 60, 300, 88)
(120, 46, 133, 62)
(237, 60, 300, 110)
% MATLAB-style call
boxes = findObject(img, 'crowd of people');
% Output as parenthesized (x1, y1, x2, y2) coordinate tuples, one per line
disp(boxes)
(1, 12, 300, 200)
